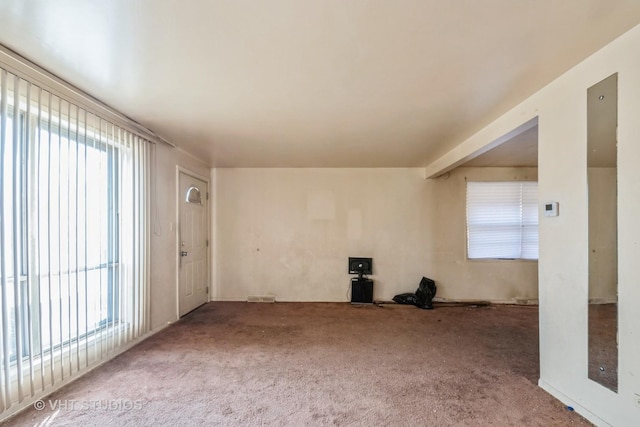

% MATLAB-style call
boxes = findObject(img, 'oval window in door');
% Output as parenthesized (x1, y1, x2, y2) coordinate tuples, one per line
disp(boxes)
(185, 185, 202, 205)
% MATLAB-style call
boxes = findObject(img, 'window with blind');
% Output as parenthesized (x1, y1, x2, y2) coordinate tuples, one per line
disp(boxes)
(0, 64, 149, 417)
(466, 181, 539, 260)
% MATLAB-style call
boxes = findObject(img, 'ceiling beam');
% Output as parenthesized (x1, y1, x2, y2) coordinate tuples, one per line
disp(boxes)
(424, 116, 539, 179)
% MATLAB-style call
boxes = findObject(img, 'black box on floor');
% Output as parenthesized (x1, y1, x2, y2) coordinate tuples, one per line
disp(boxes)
(351, 278, 373, 304)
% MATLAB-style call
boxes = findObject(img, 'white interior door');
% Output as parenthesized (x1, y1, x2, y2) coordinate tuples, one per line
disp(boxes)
(178, 171, 209, 316)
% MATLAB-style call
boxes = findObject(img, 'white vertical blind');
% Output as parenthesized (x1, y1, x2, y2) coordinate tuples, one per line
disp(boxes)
(466, 181, 539, 260)
(0, 64, 149, 418)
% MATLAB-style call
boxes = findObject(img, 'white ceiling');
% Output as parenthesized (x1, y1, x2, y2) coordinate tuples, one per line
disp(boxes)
(0, 1, 638, 168)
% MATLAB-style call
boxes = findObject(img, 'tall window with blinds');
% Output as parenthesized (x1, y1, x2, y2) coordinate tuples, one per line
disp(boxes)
(466, 181, 539, 260)
(0, 66, 149, 416)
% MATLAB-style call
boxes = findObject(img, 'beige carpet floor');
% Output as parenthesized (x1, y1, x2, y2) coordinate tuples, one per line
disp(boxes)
(4, 302, 590, 426)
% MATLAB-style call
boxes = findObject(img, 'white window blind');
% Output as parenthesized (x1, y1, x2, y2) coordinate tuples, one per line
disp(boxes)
(466, 181, 538, 260)
(0, 65, 149, 418)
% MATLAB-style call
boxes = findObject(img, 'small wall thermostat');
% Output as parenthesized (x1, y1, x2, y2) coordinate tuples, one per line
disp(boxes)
(544, 202, 559, 217)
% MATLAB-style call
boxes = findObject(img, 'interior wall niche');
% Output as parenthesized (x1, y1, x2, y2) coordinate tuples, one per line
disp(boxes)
(587, 73, 618, 392)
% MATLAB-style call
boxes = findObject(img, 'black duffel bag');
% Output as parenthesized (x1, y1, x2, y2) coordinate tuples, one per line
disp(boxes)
(392, 277, 437, 309)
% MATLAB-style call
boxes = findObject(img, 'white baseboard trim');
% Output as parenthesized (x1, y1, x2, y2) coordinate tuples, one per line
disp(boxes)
(208, 297, 541, 305)
(588, 297, 617, 304)
(538, 379, 610, 426)
(208, 297, 351, 303)
(432, 297, 539, 305)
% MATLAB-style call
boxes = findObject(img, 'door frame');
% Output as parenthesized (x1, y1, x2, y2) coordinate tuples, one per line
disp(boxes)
(175, 166, 211, 318)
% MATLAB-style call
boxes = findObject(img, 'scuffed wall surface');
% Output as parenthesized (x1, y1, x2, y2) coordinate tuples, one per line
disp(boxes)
(215, 167, 538, 302)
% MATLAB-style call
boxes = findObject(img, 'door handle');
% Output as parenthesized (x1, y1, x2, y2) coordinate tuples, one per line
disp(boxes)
(180, 251, 188, 257)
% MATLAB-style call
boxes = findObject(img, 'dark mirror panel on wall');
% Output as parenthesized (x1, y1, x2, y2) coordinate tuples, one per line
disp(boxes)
(587, 73, 618, 392)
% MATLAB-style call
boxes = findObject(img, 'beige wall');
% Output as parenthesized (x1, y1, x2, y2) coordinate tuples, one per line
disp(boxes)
(425, 23, 640, 426)
(149, 143, 210, 330)
(215, 168, 432, 302)
(588, 167, 617, 302)
(430, 167, 538, 303)
(214, 167, 537, 303)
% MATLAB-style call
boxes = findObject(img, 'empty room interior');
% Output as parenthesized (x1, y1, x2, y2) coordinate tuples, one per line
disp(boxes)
(1, 1, 640, 426)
